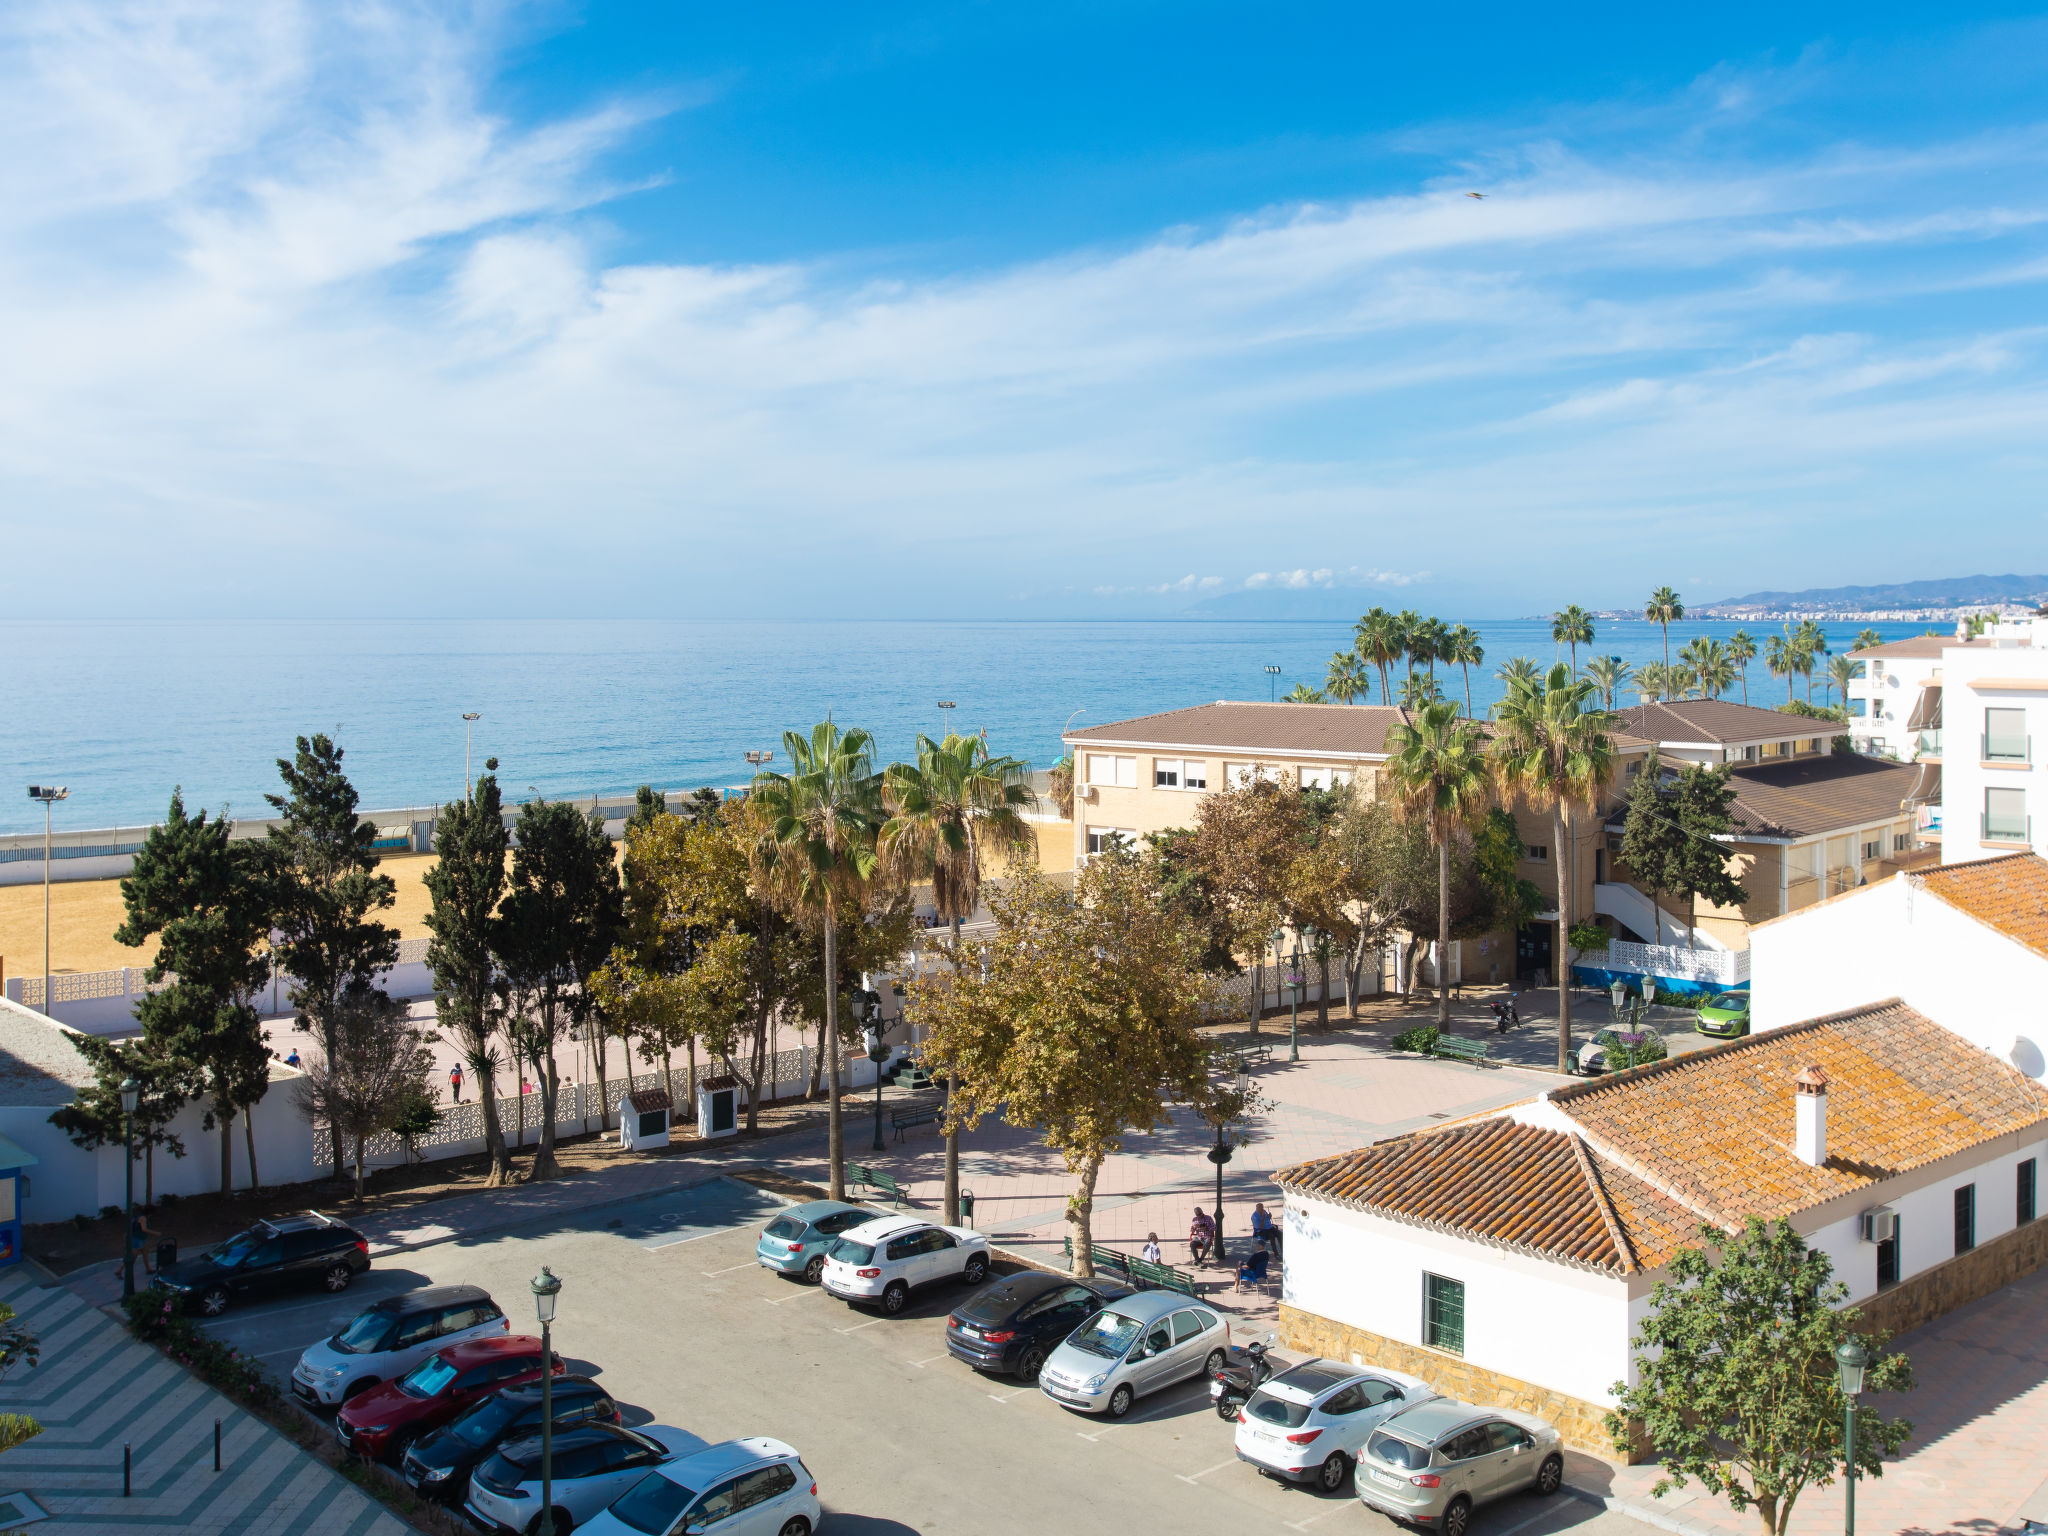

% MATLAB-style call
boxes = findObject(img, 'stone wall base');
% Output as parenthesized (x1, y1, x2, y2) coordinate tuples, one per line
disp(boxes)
(1855, 1214, 2048, 1337)
(1277, 1303, 1633, 1461)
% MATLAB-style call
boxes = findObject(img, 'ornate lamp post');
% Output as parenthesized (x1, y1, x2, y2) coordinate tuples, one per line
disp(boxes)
(532, 1268, 562, 1536)
(120, 1076, 140, 1300)
(862, 982, 889, 1154)
(1288, 926, 1319, 1063)
(1204, 1062, 1250, 1268)
(1836, 1335, 1868, 1536)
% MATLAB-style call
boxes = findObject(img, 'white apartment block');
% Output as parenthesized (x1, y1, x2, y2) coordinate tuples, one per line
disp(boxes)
(1937, 618, 2048, 864)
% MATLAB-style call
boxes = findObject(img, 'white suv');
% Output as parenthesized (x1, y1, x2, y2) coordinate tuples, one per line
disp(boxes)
(1235, 1360, 1435, 1492)
(292, 1284, 507, 1409)
(820, 1216, 989, 1315)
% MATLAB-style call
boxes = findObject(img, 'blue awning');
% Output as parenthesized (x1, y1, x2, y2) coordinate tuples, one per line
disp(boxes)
(0, 1132, 41, 1172)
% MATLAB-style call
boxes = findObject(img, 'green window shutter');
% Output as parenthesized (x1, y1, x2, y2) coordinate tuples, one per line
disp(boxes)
(1424, 1273, 1466, 1356)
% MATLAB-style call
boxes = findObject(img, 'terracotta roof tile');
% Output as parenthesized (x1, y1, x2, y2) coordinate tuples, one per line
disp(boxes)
(1550, 999, 2048, 1226)
(1275, 1118, 1694, 1273)
(1914, 853, 2048, 961)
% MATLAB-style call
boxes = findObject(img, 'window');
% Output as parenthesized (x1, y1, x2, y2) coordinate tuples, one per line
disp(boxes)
(1423, 1273, 1465, 1355)
(1876, 1220, 1901, 1289)
(2020, 1159, 2038, 1225)
(1862, 838, 1883, 862)
(283, 1231, 331, 1260)
(1954, 1184, 1976, 1255)
(689, 1477, 742, 1527)
(1182, 761, 1207, 790)
(1084, 827, 1136, 857)
(734, 1464, 797, 1510)
(1151, 758, 1208, 790)
(1442, 1427, 1489, 1461)
(438, 1301, 491, 1335)
(1320, 1384, 1367, 1415)
(1171, 1309, 1206, 1344)
(1985, 706, 2029, 762)
(1894, 832, 1912, 853)
(396, 1311, 440, 1347)
(1085, 753, 1137, 788)
(1224, 761, 1268, 787)
(1359, 1378, 1406, 1407)
(1299, 766, 1355, 791)
(1488, 1422, 1533, 1452)
(1525, 845, 1549, 862)
(1984, 786, 2028, 843)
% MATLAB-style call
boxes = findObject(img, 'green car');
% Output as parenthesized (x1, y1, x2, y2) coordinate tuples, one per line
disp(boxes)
(1695, 991, 1752, 1038)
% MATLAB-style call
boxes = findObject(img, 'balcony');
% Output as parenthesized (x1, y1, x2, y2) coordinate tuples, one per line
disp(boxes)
(1983, 733, 2031, 765)
(1916, 729, 1943, 759)
(1982, 812, 2032, 846)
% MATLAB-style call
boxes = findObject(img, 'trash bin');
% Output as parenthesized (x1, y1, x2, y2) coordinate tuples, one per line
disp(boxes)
(156, 1238, 178, 1271)
(959, 1190, 975, 1226)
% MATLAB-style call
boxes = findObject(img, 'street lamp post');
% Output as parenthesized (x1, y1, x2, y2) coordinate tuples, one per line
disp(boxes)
(532, 1267, 562, 1536)
(1205, 1063, 1250, 1268)
(1287, 930, 1315, 1064)
(1836, 1336, 1868, 1536)
(120, 1076, 140, 1300)
(462, 713, 480, 795)
(863, 985, 889, 1153)
(1264, 665, 1281, 701)
(937, 700, 956, 738)
(28, 786, 68, 1017)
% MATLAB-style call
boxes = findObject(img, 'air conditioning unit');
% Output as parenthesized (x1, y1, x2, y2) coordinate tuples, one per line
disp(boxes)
(1082, 785, 1099, 802)
(1859, 1206, 1897, 1244)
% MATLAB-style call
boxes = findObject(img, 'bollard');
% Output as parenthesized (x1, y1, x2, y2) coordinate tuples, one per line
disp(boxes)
(214, 1419, 221, 1472)
(123, 1442, 131, 1497)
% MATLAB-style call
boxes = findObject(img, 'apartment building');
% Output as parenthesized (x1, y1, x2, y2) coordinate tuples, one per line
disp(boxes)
(1937, 617, 2048, 864)
(1848, 634, 1990, 763)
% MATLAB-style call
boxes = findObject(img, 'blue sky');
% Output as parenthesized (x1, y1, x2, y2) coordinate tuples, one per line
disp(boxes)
(3, 2, 2047, 618)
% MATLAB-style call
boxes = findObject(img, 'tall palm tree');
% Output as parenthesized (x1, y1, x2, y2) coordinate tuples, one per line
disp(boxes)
(1445, 624, 1484, 716)
(1411, 616, 1451, 682)
(1728, 629, 1757, 705)
(751, 721, 886, 1200)
(1584, 655, 1630, 710)
(1492, 663, 1616, 1073)
(1794, 620, 1829, 703)
(1826, 653, 1858, 710)
(1384, 702, 1493, 1028)
(1853, 627, 1882, 652)
(1495, 656, 1541, 694)
(1764, 632, 1794, 703)
(1551, 605, 1595, 670)
(1354, 609, 1403, 703)
(1681, 637, 1735, 700)
(1644, 586, 1684, 671)
(883, 732, 1036, 1224)
(1396, 673, 1444, 712)
(1284, 683, 1327, 703)
(1325, 650, 1373, 704)
(1634, 662, 1670, 703)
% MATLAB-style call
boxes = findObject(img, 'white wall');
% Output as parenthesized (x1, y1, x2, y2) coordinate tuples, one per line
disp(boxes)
(1748, 873, 2048, 1080)
(1940, 643, 2048, 865)
(1283, 1194, 1634, 1406)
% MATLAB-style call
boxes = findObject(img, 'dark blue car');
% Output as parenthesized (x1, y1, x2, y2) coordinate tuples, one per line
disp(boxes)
(947, 1272, 1134, 1383)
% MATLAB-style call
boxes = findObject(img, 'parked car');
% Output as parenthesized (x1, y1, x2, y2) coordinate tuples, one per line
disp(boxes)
(819, 1215, 990, 1315)
(1695, 991, 1752, 1039)
(756, 1200, 877, 1285)
(1039, 1291, 1230, 1418)
(1354, 1399, 1564, 1536)
(581, 1437, 820, 1536)
(465, 1423, 704, 1535)
(1233, 1360, 1435, 1493)
(291, 1284, 507, 1409)
(1576, 1028, 1665, 1076)
(152, 1211, 368, 1317)
(333, 1334, 561, 1464)
(946, 1271, 1133, 1382)
(402, 1375, 619, 1503)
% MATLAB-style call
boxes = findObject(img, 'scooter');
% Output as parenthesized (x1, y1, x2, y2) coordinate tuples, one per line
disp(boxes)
(1489, 993, 1521, 1033)
(1210, 1334, 1279, 1420)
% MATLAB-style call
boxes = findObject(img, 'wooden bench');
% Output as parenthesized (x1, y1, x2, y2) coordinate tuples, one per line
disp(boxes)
(889, 1104, 941, 1142)
(1233, 1043, 1272, 1070)
(1433, 1037, 1491, 1067)
(847, 1163, 906, 1207)
(1063, 1238, 1197, 1295)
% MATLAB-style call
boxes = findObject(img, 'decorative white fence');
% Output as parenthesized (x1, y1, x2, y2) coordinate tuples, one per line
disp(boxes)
(1598, 941, 1750, 986)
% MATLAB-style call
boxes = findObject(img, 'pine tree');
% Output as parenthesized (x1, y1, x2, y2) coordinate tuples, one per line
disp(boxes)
(424, 769, 513, 1185)
(1671, 764, 1750, 946)
(1618, 750, 1684, 948)
(46, 1035, 188, 1205)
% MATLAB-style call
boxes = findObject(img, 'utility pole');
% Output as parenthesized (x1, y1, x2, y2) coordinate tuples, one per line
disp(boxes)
(28, 785, 68, 1016)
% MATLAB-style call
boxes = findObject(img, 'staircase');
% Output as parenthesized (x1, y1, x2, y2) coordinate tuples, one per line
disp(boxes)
(1593, 881, 1727, 951)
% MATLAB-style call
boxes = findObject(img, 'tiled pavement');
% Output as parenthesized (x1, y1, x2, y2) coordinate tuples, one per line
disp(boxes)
(0, 1265, 408, 1536)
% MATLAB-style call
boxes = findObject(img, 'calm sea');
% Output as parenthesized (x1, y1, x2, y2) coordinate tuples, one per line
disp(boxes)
(0, 616, 1940, 835)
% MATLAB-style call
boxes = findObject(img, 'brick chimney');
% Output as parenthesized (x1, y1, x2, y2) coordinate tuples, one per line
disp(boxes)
(1793, 1064, 1829, 1167)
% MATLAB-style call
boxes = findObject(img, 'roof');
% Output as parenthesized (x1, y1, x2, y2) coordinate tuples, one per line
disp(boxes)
(370, 1284, 493, 1313)
(1967, 676, 2048, 692)
(0, 1132, 39, 1171)
(1856, 636, 1987, 660)
(0, 1000, 98, 1106)
(1275, 1116, 1696, 1274)
(1722, 755, 1920, 840)
(1914, 853, 2048, 962)
(626, 1088, 672, 1114)
(1067, 702, 1411, 759)
(1548, 999, 2048, 1228)
(1615, 698, 1831, 746)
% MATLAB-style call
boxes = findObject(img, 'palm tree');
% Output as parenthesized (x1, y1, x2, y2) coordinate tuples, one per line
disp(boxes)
(1827, 653, 1858, 710)
(1411, 616, 1450, 682)
(1644, 586, 1684, 671)
(1728, 629, 1757, 705)
(1634, 662, 1670, 703)
(1396, 673, 1444, 712)
(1494, 656, 1541, 697)
(1384, 702, 1493, 1029)
(1445, 624, 1484, 716)
(1584, 655, 1630, 710)
(751, 721, 886, 1200)
(1853, 627, 1881, 652)
(1284, 683, 1327, 703)
(1794, 620, 1828, 703)
(1681, 637, 1735, 700)
(1492, 663, 1616, 1072)
(1354, 609, 1403, 703)
(882, 732, 1036, 1224)
(1325, 650, 1373, 704)
(1669, 663, 1700, 700)
(1551, 605, 1595, 670)
(1764, 632, 1794, 703)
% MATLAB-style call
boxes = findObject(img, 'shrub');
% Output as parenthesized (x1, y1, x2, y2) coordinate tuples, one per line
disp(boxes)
(158, 1192, 180, 1208)
(1392, 1024, 1440, 1055)
(1610, 1030, 1669, 1069)
(100, 1205, 123, 1221)
(122, 1292, 281, 1410)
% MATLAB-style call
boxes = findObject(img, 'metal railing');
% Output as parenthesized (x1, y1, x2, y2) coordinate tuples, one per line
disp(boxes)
(1982, 813, 2032, 845)
(1916, 729, 1944, 757)
(1983, 733, 2031, 764)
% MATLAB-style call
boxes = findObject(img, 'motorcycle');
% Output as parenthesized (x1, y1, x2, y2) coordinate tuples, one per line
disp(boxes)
(1210, 1334, 1278, 1421)
(1489, 993, 1521, 1033)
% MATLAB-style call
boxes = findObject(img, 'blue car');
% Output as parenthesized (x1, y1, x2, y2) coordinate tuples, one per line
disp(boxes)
(756, 1200, 876, 1284)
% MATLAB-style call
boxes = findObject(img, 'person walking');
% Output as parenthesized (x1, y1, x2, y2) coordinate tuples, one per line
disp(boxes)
(1140, 1233, 1162, 1265)
(1188, 1206, 1215, 1266)
(448, 1063, 464, 1103)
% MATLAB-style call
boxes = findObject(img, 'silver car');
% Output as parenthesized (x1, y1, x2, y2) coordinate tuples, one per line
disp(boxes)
(1355, 1399, 1564, 1536)
(1038, 1290, 1230, 1419)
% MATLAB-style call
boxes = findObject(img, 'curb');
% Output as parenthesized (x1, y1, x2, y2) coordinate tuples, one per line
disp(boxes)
(1561, 1480, 1725, 1536)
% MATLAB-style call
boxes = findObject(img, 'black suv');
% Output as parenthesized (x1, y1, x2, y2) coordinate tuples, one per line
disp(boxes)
(154, 1211, 369, 1317)
(400, 1376, 620, 1503)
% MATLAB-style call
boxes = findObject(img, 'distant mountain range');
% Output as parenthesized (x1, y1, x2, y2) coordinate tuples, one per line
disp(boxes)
(1697, 574, 2048, 615)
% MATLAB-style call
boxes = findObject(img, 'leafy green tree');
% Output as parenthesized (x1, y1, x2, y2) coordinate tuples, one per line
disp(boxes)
(116, 791, 275, 1196)
(1185, 774, 1311, 1033)
(1470, 807, 1544, 931)
(910, 856, 1217, 1278)
(1385, 702, 1494, 1027)
(751, 722, 887, 1201)
(1444, 625, 1484, 716)
(1619, 748, 1682, 945)
(496, 798, 624, 1180)
(1729, 629, 1758, 704)
(1324, 650, 1373, 704)
(424, 769, 514, 1185)
(1608, 1217, 1914, 1536)
(386, 1084, 441, 1167)
(625, 785, 668, 839)
(1673, 764, 1749, 943)
(1645, 586, 1684, 671)
(295, 990, 432, 1199)
(264, 736, 398, 1180)
(1492, 663, 1615, 1070)
(1551, 605, 1595, 669)
(47, 1035, 187, 1205)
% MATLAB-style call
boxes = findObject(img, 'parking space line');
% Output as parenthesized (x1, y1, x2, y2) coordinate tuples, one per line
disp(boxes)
(834, 1317, 885, 1334)
(988, 1386, 1036, 1402)
(1486, 1498, 1571, 1536)
(908, 1354, 950, 1368)
(1174, 1459, 1236, 1486)
(702, 1260, 759, 1276)
(1282, 1510, 1343, 1533)
(1073, 1384, 1208, 1441)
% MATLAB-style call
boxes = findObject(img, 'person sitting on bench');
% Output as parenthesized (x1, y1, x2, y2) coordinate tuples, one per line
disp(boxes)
(1250, 1201, 1281, 1260)
(1236, 1245, 1270, 1291)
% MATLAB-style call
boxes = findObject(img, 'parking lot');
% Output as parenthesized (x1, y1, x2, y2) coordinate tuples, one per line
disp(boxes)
(197, 1176, 1663, 1536)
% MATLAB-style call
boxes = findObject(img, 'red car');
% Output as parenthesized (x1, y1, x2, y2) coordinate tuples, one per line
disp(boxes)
(335, 1334, 563, 1463)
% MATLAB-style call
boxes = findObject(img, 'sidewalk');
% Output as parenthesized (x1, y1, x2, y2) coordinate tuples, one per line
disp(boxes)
(0, 1263, 409, 1536)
